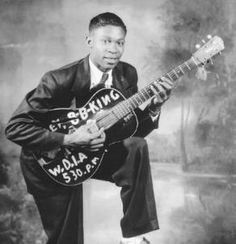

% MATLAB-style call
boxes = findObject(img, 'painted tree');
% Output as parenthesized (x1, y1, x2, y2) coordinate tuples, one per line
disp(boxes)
(147, 0, 236, 172)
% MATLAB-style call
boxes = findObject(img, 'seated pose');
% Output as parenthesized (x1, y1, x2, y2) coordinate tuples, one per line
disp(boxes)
(5, 12, 173, 244)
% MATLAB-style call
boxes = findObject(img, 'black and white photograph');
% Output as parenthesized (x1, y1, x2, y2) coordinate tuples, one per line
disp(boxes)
(0, 0, 235, 243)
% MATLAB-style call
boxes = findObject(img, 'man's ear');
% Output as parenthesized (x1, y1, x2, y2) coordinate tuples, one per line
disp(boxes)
(86, 34, 92, 47)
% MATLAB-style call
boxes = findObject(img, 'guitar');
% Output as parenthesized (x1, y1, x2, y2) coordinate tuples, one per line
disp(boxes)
(33, 35, 224, 186)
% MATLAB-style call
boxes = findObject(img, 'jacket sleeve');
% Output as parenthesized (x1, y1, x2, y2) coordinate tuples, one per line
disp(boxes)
(5, 72, 69, 152)
(129, 67, 160, 138)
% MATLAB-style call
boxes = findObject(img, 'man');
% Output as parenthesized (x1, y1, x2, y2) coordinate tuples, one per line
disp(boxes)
(5, 12, 173, 244)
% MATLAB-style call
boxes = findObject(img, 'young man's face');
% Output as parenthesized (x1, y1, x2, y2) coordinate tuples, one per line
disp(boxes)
(87, 25, 126, 72)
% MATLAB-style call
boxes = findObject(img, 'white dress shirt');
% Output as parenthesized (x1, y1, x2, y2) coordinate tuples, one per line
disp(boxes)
(89, 58, 113, 89)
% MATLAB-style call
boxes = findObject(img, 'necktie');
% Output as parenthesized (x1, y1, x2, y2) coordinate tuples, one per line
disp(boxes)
(100, 72, 109, 85)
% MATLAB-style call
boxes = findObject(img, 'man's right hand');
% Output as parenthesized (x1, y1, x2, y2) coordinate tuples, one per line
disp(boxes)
(63, 120, 106, 151)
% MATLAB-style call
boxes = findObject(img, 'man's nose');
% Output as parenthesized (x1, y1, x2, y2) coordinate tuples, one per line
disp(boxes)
(107, 43, 119, 53)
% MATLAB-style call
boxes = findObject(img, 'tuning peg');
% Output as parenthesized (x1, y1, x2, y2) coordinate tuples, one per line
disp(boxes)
(195, 44, 201, 49)
(207, 34, 212, 39)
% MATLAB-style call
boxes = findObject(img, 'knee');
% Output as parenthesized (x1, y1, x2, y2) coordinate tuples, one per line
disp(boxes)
(123, 137, 148, 151)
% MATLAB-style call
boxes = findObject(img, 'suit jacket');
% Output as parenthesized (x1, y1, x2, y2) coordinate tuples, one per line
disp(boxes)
(5, 56, 159, 196)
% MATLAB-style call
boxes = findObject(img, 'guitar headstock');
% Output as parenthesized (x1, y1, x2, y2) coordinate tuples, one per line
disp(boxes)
(192, 35, 224, 65)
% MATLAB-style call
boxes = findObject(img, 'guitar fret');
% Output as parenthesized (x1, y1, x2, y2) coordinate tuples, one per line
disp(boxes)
(139, 91, 146, 102)
(114, 106, 124, 119)
(129, 98, 136, 109)
(133, 95, 141, 105)
(112, 102, 127, 121)
(100, 114, 116, 128)
(119, 102, 131, 116)
(173, 69, 179, 78)
(140, 92, 146, 102)
(125, 100, 132, 113)
(143, 89, 150, 100)
(147, 86, 154, 97)
(125, 100, 132, 112)
(185, 61, 191, 70)
(178, 65, 184, 74)
(166, 73, 173, 81)
(136, 95, 143, 104)
(169, 71, 176, 80)
(191, 57, 198, 66)
(122, 102, 130, 115)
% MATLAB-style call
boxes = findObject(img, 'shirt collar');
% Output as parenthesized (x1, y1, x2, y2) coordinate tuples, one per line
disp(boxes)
(89, 57, 112, 83)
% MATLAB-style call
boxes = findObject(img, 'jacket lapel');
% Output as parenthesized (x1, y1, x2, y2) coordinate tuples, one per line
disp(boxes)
(112, 64, 128, 89)
(71, 55, 92, 106)
(112, 63, 132, 98)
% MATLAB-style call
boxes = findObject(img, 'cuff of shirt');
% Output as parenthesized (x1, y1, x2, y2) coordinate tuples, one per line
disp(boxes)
(149, 108, 161, 122)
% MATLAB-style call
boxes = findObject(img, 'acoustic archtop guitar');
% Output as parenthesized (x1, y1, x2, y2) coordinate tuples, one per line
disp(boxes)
(33, 36, 224, 186)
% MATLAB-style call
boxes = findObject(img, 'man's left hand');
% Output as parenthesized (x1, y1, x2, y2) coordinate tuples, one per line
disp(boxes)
(149, 77, 174, 116)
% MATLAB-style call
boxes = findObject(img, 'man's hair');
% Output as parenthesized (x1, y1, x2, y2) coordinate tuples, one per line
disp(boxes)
(89, 12, 127, 34)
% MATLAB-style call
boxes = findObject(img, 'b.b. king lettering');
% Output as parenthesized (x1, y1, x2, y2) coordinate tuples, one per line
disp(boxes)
(48, 89, 121, 132)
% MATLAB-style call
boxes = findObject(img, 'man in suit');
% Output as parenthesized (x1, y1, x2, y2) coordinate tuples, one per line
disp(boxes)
(5, 12, 173, 244)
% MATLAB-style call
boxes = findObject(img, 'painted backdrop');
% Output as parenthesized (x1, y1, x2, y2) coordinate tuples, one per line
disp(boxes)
(0, 0, 236, 243)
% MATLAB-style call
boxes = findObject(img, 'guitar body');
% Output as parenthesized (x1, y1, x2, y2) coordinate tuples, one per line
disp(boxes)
(34, 88, 138, 186)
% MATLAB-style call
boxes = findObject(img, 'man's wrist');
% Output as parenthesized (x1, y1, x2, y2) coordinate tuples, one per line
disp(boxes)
(148, 106, 161, 117)
(63, 134, 70, 146)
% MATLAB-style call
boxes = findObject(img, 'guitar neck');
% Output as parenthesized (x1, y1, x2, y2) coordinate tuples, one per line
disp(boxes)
(98, 56, 198, 129)
(127, 56, 198, 108)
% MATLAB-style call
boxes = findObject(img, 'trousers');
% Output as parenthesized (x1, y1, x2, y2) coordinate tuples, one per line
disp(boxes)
(33, 137, 159, 244)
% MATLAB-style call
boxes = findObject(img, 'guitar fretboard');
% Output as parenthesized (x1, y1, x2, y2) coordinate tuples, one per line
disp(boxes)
(97, 56, 198, 129)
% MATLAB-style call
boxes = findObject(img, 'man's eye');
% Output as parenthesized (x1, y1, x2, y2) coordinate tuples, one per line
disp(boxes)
(103, 39, 111, 44)
(117, 41, 124, 47)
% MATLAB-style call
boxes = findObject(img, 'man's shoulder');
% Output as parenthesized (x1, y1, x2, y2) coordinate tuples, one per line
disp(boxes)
(42, 57, 88, 88)
(115, 61, 138, 83)
(48, 57, 85, 76)
(116, 60, 137, 73)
